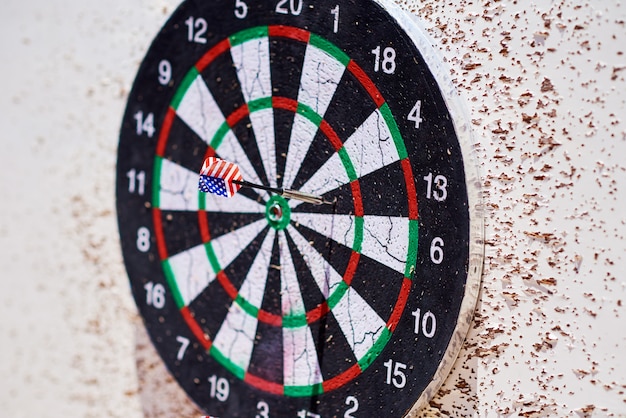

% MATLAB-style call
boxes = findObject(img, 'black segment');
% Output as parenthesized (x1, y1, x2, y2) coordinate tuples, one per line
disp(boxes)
(284, 232, 328, 314)
(289, 128, 338, 193)
(165, 115, 208, 173)
(359, 162, 411, 217)
(260, 233, 283, 317)
(248, 321, 284, 385)
(160, 210, 203, 258)
(269, 38, 308, 188)
(229, 116, 271, 186)
(274, 108, 297, 189)
(222, 227, 269, 291)
(205, 211, 265, 240)
(309, 310, 359, 381)
(290, 223, 353, 282)
(189, 283, 232, 341)
(323, 70, 379, 142)
(200, 52, 246, 116)
(349, 253, 406, 321)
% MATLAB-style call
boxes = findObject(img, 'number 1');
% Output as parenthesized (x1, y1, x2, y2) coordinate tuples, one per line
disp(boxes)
(331, 5, 339, 33)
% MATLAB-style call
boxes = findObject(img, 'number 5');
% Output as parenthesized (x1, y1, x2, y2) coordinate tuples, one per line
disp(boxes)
(234, 0, 248, 19)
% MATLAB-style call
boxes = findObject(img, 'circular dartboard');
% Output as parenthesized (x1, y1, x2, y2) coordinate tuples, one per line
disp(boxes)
(116, 0, 483, 416)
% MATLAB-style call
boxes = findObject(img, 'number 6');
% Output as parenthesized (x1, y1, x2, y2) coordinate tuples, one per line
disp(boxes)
(430, 237, 444, 264)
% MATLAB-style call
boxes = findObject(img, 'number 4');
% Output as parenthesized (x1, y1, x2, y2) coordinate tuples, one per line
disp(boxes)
(408, 100, 423, 128)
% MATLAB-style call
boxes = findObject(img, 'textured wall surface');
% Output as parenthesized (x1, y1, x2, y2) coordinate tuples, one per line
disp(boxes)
(0, 0, 624, 417)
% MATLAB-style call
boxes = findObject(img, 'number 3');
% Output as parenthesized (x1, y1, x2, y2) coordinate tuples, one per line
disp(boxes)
(255, 401, 269, 418)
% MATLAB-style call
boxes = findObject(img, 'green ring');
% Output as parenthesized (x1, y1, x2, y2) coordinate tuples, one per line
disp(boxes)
(265, 195, 291, 231)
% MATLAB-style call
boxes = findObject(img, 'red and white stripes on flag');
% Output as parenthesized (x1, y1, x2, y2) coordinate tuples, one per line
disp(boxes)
(198, 157, 243, 198)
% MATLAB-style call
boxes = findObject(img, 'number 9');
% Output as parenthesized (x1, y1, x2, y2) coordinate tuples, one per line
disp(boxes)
(158, 60, 172, 86)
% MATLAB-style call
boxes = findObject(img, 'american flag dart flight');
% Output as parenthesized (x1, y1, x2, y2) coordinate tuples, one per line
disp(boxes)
(115, 0, 484, 416)
(199, 157, 243, 197)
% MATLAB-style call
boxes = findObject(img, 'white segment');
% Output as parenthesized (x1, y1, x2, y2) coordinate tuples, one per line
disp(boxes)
(283, 326, 324, 387)
(237, 229, 275, 307)
(282, 113, 320, 189)
(278, 231, 305, 317)
(342, 108, 400, 177)
(215, 130, 270, 200)
(286, 225, 344, 298)
(170, 219, 268, 306)
(231, 37, 272, 102)
(278, 231, 323, 386)
(211, 230, 275, 372)
(231, 38, 276, 187)
(332, 286, 386, 361)
(230, 37, 276, 187)
(298, 43, 346, 116)
(176, 75, 225, 143)
(250, 109, 277, 188)
(290, 213, 410, 274)
(282, 45, 346, 190)
(158, 159, 199, 211)
(168, 244, 214, 307)
(290, 108, 400, 210)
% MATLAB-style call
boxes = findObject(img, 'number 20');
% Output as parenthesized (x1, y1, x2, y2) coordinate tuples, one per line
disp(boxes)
(276, 0, 303, 15)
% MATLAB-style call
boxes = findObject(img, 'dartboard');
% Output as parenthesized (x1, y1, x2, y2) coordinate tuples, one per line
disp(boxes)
(116, 0, 483, 416)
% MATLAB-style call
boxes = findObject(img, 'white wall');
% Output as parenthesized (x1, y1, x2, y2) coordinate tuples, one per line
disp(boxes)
(0, 0, 624, 416)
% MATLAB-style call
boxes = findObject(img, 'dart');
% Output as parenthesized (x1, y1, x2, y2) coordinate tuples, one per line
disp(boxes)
(198, 157, 332, 205)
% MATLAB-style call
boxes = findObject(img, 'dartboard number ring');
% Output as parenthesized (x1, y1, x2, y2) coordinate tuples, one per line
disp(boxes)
(116, 0, 483, 417)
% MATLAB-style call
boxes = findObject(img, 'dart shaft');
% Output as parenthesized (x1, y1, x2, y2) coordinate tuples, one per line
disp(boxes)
(232, 179, 330, 205)
(232, 179, 281, 194)
(280, 189, 326, 205)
